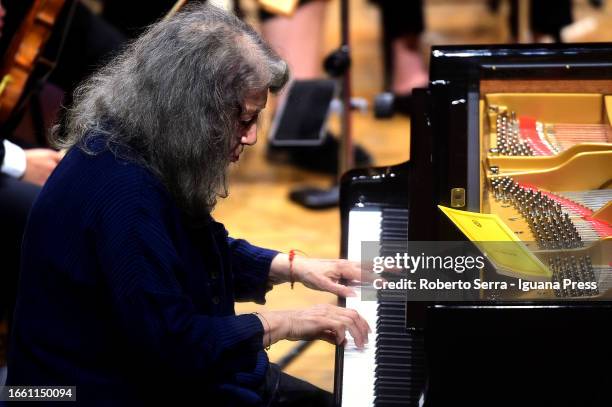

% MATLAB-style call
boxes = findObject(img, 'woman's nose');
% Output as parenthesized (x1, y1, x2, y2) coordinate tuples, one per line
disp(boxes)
(242, 124, 258, 146)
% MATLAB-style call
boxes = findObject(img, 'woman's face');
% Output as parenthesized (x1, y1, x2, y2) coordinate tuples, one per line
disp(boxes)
(230, 90, 268, 163)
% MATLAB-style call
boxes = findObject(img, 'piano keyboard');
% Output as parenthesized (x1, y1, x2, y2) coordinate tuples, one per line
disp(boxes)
(340, 208, 425, 407)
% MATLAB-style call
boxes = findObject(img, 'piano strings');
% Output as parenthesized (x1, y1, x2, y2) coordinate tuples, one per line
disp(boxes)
(491, 108, 612, 156)
(489, 175, 611, 298)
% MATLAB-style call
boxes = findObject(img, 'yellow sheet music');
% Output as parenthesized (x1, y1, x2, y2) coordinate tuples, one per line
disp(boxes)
(438, 205, 551, 281)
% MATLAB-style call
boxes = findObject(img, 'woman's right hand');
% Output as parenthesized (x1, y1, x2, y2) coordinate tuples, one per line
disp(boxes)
(256, 304, 371, 349)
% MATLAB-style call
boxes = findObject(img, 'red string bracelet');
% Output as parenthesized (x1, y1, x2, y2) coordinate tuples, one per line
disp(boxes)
(288, 249, 306, 289)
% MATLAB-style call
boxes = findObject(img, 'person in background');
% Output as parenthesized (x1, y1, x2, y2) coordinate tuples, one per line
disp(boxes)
(508, 0, 573, 43)
(260, 0, 372, 172)
(0, 0, 124, 349)
(370, 0, 429, 115)
(0, 0, 62, 346)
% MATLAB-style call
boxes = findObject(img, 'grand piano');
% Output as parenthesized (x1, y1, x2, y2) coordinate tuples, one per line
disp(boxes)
(335, 43, 612, 407)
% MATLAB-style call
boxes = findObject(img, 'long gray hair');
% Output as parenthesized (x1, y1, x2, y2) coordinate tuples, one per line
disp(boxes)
(53, 3, 288, 220)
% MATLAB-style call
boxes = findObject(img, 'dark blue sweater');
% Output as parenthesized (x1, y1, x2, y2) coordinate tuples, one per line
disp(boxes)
(7, 136, 277, 406)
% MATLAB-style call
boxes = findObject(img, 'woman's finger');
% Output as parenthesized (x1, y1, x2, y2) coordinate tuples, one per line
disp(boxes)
(338, 307, 371, 343)
(343, 307, 371, 336)
(334, 314, 365, 348)
(338, 260, 362, 281)
(316, 330, 339, 345)
(325, 281, 357, 298)
(320, 317, 346, 345)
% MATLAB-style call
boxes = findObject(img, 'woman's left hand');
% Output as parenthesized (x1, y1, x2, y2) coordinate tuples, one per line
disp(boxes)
(293, 257, 361, 297)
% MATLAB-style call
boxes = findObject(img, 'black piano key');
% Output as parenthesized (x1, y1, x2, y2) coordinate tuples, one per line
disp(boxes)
(373, 209, 425, 407)
(375, 396, 419, 407)
(337, 205, 421, 406)
(375, 386, 413, 398)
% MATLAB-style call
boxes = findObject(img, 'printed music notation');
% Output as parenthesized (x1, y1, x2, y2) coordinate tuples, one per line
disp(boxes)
(438, 205, 551, 280)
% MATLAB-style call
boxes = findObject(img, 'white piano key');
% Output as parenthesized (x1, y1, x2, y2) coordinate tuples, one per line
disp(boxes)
(341, 209, 381, 407)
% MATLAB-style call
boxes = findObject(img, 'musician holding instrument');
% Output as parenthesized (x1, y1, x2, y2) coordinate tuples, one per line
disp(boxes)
(0, 0, 63, 185)
(0, 136, 59, 328)
(0, 0, 65, 341)
(6, 4, 369, 406)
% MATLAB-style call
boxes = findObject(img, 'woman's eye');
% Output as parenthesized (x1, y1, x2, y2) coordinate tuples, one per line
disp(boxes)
(240, 114, 258, 127)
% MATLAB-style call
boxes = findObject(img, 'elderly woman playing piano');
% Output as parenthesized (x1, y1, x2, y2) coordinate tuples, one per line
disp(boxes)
(6, 4, 369, 406)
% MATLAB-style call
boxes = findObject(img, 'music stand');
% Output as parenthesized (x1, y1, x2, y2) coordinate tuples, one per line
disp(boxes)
(268, 79, 336, 147)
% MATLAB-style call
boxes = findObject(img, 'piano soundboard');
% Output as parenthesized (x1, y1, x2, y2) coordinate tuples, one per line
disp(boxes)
(483, 93, 612, 300)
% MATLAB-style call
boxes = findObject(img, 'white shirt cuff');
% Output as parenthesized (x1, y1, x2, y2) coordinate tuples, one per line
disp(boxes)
(1, 140, 27, 178)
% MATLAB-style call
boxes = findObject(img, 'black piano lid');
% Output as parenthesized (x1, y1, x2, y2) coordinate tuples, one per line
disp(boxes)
(429, 42, 612, 83)
(412, 45, 612, 406)
(419, 41, 612, 316)
(334, 44, 612, 406)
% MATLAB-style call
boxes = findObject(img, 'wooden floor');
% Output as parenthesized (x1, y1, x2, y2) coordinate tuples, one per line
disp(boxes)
(218, 0, 612, 391)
